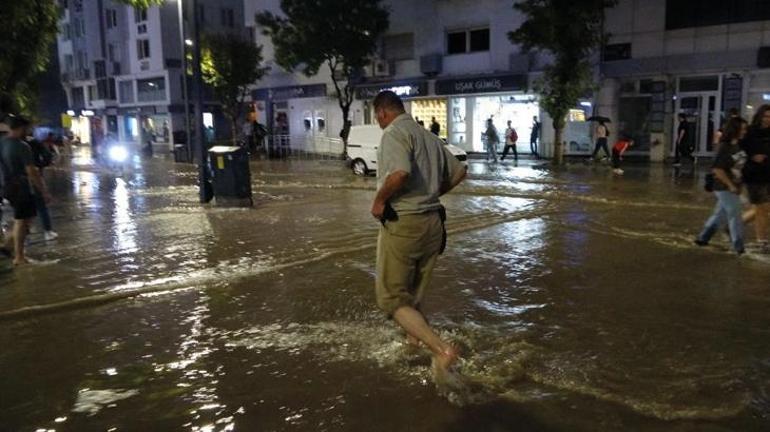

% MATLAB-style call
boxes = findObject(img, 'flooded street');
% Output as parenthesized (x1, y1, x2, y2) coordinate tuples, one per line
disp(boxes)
(1, 152, 769, 431)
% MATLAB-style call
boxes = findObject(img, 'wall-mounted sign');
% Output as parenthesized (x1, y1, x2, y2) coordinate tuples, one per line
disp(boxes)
(252, 84, 327, 101)
(435, 73, 527, 95)
(354, 80, 428, 100)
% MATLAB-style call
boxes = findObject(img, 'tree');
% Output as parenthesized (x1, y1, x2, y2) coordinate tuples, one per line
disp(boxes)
(201, 33, 269, 146)
(0, 0, 162, 118)
(509, 0, 617, 165)
(256, 0, 389, 156)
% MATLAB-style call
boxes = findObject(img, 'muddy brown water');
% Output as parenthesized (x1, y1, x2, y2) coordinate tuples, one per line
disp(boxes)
(1, 154, 769, 431)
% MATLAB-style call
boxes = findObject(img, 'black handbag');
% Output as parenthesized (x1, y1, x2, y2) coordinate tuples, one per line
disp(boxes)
(704, 173, 715, 192)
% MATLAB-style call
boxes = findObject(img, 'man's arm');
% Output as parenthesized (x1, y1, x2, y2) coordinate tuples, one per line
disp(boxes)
(26, 165, 50, 201)
(371, 170, 409, 219)
(712, 168, 738, 193)
(440, 164, 467, 196)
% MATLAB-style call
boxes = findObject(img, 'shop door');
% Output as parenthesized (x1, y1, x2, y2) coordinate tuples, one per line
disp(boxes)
(673, 93, 719, 157)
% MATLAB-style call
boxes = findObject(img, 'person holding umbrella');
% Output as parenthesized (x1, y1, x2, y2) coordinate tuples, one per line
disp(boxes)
(589, 116, 611, 161)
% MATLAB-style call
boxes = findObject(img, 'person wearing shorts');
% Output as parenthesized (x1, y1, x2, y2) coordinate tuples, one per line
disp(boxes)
(370, 90, 467, 379)
(741, 104, 770, 253)
(0, 115, 50, 265)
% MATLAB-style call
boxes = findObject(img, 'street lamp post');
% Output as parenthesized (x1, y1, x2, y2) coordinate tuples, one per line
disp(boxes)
(188, 0, 211, 203)
(176, 0, 192, 162)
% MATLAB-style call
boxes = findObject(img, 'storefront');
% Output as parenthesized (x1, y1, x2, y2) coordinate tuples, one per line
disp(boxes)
(252, 83, 329, 137)
(435, 73, 537, 154)
(355, 79, 430, 126)
(65, 109, 94, 144)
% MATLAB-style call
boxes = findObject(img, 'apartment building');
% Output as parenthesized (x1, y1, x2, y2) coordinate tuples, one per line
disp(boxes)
(600, 0, 770, 161)
(57, 0, 244, 150)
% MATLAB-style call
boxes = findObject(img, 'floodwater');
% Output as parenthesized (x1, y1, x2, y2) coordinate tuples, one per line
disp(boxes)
(1, 151, 769, 431)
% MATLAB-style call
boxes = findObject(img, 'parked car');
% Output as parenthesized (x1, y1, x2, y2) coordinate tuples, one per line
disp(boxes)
(346, 124, 467, 176)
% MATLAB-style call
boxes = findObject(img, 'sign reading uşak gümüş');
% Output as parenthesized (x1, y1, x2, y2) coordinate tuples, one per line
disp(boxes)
(435, 74, 527, 95)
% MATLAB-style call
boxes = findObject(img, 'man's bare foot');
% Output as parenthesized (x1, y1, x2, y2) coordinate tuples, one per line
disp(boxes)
(13, 257, 29, 266)
(433, 345, 460, 372)
(431, 345, 464, 389)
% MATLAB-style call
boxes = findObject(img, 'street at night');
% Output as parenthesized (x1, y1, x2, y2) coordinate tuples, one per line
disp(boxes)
(1, 153, 769, 431)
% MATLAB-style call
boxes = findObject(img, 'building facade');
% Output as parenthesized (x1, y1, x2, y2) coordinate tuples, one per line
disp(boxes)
(246, 0, 568, 157)
(601, 0, 770, 160)
(57, 0, 244, 152)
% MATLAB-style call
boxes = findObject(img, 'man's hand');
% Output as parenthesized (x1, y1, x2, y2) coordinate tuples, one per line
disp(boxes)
(370, 199, 385, 220)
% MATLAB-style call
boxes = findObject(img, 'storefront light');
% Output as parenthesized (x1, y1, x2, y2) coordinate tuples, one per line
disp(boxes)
(762, 94, 770, 101)
(579, 101, 592, 107)
(66, 110, 76, 116)
(82, 110, 95, 117)
(388, 86, 414, 97)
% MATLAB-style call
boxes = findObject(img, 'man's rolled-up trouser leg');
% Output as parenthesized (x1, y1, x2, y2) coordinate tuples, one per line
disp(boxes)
(375, 212, 443, 317)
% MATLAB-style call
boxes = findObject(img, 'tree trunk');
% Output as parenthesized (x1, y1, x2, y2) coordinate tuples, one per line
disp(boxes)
(553, 126, 564, 165)
(340, 104, 351, 158)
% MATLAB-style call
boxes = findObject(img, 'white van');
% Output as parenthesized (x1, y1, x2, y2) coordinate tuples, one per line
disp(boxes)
(347, 124, 467, 176)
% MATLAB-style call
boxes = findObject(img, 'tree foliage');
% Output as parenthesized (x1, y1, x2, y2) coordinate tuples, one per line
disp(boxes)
(0, 0, 162, 118)
(256, 0, 389, 153)
(0, 0, 60, 117)
(509, 0, 617, 164)
(201, 33, 269, 145)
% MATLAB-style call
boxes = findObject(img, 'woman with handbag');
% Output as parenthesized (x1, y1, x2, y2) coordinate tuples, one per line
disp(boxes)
(694, 117, 748, 254)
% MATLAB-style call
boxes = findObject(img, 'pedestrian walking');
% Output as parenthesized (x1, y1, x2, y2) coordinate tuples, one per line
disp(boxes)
(430, 117, 440, 136)
(591, 120, 610, 160)
(370, 90, 467, 382)
(611, 135, 633, 175)
(501, 120, 518, 161)
(694, 117, 748, 254)
(28, 137, 58, 241)
(484, 118, 499, 163)
(674, 113, 695, 166)
(0, 115, 51, 265)
(740, 104, 770, 253)
(530, 116, 541, 158)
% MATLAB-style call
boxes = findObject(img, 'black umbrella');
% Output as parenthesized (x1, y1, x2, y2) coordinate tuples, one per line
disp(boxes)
(586, 116, 611, 123)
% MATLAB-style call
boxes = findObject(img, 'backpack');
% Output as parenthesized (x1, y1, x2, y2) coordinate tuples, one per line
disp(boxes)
(29, 140, 53, 168)
(507, 128, 518, 143)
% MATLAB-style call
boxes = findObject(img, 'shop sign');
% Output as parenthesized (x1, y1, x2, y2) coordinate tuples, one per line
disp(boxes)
(435, 74, 527, 95)
(355, 81, 428, 100)
(252, 84, 327, 101)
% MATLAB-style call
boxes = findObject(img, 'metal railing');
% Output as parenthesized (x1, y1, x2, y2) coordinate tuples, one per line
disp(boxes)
(261, 134, 345, 160)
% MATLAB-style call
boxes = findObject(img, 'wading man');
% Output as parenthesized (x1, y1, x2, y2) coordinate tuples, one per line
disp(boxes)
(370, 91, 467, 378)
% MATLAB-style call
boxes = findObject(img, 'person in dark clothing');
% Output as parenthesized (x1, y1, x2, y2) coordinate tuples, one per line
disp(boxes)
(530, 116, 541, 158)
(741, 104, 770, 253)
(591, 120, 610, 160)
(694, 117, 748, 254)
(0, 115, 51, 265)
(674, 113, 695, 166)
(430, 117, 440, 136)
(27, 138, 58, 241)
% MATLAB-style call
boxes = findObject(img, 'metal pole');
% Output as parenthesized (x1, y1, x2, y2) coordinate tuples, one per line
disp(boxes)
(177, 0, 191, 162)
(190, 0, 209, 203)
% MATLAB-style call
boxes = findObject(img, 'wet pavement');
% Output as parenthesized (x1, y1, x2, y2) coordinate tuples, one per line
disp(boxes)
(1, 150, 769, 431)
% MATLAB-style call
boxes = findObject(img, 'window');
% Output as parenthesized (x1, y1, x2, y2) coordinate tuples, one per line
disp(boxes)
(199, 5, 206, 25)
(447, 31, 466, 55)
(137, 77, 166, 102)
(383, 33, 414, 61)
(469, 28, 490, 52)
(134, 7, 147, 23)
(137, 39, 150, 60)
(73, 18, 81, 37)
(447, 28, 490, 54)
(119, 80, 134, 103)
(666, 0, 770, 30)
(88, 85, 97, 101)
(221, 8, 234, 27)
(64, 54, 74, 72)
(106, 9, 117, 29)
(71, 87, 85, 108)
(108, 43, 116, 62)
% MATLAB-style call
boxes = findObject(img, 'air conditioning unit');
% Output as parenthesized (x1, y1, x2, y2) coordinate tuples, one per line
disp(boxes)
(372, 59, 392, 77)
(420, 54, 442, 76)
(140, 61, 150, 71)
